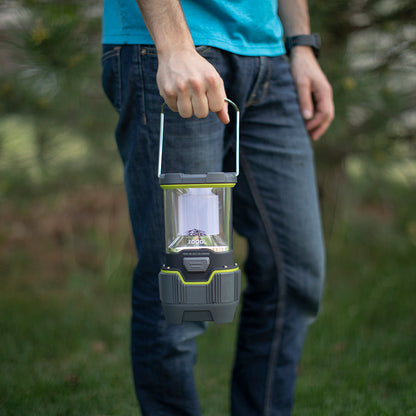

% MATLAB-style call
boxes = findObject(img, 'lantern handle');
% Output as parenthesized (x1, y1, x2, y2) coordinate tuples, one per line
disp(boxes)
(158, 98, 240, 178)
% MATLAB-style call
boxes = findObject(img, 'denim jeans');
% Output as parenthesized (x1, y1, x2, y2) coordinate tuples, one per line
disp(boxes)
(102, 44, 325, 416)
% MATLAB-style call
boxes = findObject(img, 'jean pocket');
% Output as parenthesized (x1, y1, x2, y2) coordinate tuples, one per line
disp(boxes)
(101, 45, 122, 113)
(195, 45, 212, 55)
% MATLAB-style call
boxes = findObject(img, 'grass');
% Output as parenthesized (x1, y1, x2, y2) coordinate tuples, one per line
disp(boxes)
(0, 187, 138, 416)
(1, 178, 415, 415)
(294, 225, 416, 415)
(292, 180, 416, 416)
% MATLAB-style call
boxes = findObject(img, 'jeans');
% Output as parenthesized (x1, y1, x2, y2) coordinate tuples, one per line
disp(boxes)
(102, 44, 325, 416)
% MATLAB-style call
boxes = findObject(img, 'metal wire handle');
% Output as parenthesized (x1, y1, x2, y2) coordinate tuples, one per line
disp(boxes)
(158, 98, 240, 178)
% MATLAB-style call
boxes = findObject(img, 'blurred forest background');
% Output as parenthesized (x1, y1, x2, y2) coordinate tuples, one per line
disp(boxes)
(1, 0, 415, 415)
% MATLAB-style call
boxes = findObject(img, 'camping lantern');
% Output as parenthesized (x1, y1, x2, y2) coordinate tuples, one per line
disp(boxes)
(158, 99, 241, 324)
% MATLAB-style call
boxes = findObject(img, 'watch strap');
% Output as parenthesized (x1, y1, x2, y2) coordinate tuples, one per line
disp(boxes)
(285, 33, 321, 58)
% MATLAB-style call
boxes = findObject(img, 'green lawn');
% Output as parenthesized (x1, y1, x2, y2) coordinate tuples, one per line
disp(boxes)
(1, 181, 415, 415)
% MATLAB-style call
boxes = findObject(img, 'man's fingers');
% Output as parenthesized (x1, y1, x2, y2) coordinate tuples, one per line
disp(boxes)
(296, 79, 314, 121)
(306, 84, 334, 140)
(305, 105, 334, 140)
(192, 94, 209, 119)
(162, 88, 179, 113)
(160, 75, 227, 121)
(307, 115, 332, 141)
(305, 111, 325, 131)
(296, 74, 334, 140)
(176, 95, 193, 118)
(216, 100, 230, 124)
(166, 91, 229, 124)
(207, 76, 229, 124)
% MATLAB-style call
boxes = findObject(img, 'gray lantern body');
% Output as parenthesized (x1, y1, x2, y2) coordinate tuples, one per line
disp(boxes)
(159, 172, 241, 324)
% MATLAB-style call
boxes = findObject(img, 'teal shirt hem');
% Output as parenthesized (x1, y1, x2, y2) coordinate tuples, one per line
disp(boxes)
(102, 33, 286, 57)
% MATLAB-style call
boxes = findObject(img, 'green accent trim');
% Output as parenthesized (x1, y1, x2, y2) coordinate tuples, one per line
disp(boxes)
(160, 266, 239, 285)
(161, 183, 236, 189)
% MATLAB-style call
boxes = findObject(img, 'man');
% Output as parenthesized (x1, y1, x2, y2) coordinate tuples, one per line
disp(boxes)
(101, 0, 334, 415)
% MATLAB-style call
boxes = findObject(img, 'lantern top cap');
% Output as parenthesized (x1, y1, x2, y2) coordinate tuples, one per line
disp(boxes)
(159, 172, 237, 187)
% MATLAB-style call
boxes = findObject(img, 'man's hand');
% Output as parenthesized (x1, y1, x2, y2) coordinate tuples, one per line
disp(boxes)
(278, 0, 334, 140)
(290, 46, 334, 141)
(157, 47, 229, 124)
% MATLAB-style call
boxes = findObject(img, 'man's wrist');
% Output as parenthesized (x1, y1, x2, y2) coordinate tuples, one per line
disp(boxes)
(157, 40, 194, 57)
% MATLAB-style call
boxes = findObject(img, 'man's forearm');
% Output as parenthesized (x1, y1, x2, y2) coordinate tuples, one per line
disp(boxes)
(278, 0, 311, 36)
(136, 0, 194, 54)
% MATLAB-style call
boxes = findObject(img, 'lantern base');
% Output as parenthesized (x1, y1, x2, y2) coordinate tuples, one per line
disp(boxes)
(161, 301, 240, 325)
(158, 265, 241, 324)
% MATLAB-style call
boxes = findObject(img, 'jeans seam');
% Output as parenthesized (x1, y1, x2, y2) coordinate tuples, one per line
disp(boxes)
(101, 46, 120, 62)
(101, 46, 122, 113)
(238, 148, 287, 416)
(115, 47, 122, 113)
(137, 45, 147, 125)
(246, 56, 271, 108)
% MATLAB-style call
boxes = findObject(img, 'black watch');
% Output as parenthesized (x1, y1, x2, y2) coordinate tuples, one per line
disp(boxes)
(285, 33, 321, 58)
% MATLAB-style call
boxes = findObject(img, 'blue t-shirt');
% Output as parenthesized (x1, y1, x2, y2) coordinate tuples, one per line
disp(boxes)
(102, 0, 285, 57)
